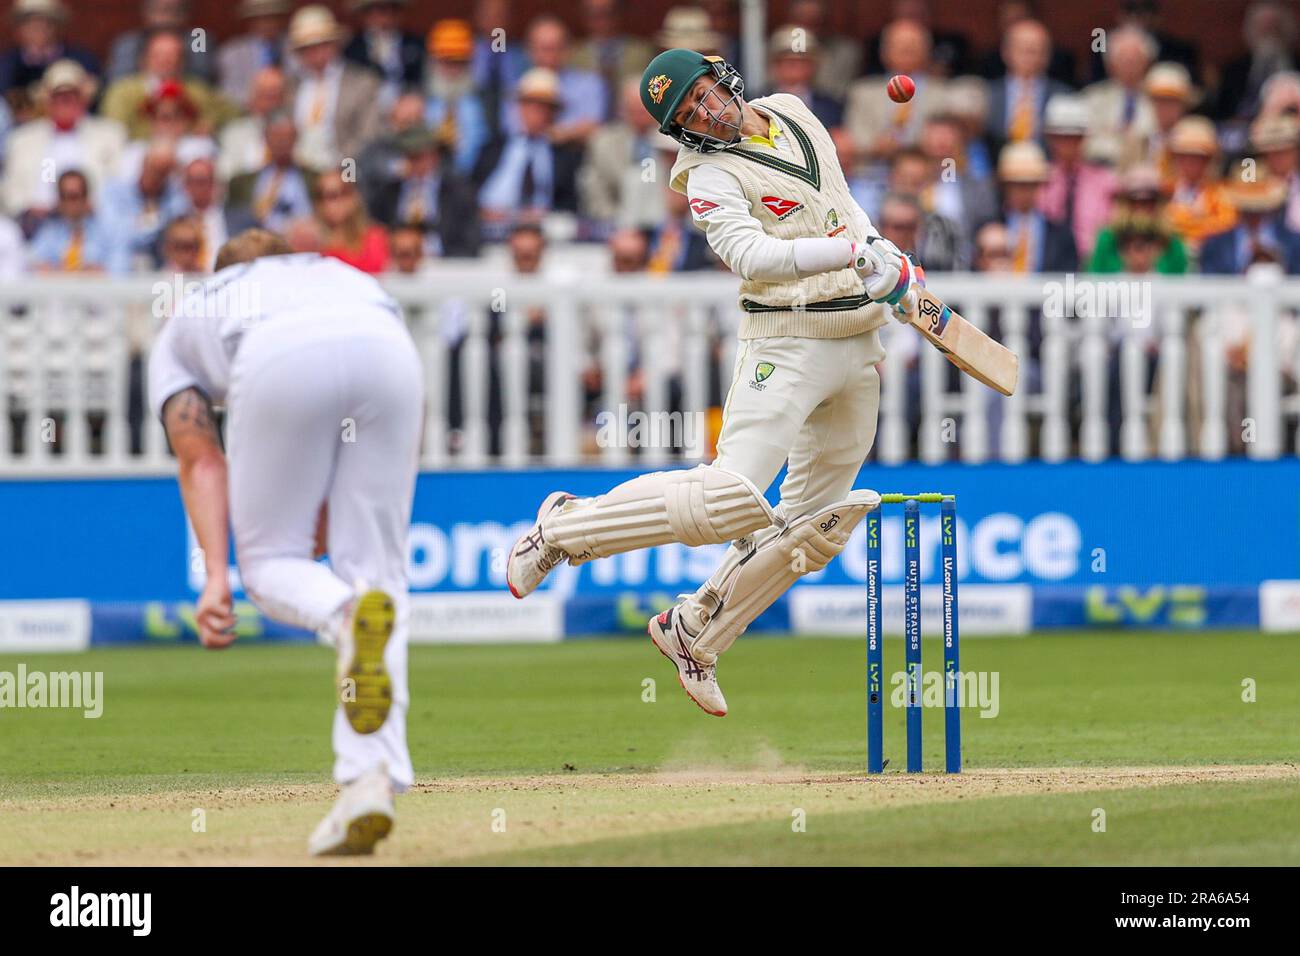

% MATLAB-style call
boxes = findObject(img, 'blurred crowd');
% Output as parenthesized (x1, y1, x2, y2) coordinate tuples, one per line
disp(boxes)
(2, 0, 1300, 282)
(4, 0, 1300, 463)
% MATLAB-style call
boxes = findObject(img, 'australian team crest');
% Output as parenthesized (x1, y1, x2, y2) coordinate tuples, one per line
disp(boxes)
(647, 74, 672, 105)
(824, 208, 845, 238)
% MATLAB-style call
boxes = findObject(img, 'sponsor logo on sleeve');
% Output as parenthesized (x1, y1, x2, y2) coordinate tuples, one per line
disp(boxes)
(760, 195, 805, 220)
(688, 197, 721, 218)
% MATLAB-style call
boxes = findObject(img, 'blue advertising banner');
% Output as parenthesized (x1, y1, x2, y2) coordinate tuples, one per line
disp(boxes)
(2, 459, 1297, 638)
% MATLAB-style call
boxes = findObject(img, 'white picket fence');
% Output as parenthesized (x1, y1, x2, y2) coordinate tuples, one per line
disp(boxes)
(0, 269, 1297, 474)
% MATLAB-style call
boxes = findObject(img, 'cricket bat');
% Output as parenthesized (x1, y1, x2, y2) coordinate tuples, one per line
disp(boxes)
(854, 251, 1018, 395)
(905, 287, 1019, 396)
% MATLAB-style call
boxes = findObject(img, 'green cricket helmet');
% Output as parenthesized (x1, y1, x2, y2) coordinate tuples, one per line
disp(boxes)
(640, 48, 745, 154)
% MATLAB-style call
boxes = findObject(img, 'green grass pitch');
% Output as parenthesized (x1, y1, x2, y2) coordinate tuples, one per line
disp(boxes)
(1, 631, 1297, 865)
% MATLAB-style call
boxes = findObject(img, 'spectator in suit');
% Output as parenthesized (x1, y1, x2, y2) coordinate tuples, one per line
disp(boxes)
(368, 126, 480, 258)
(884, 151, 967, 270)
(647, 173, 720, 273)
(158, 213, 205, 273)
(766, 25, 843, 131)
(1089, 164, 1189, 274)
(450, 222, 550, 457)
(285, 5, 383, 172)
(1201, 178, 1300, 274)
(973, 221, 1015, 272)
(865, 0, 969, 78)
(315, 169, 388, 273)
(386, 223, 429, 274)
(2, 60, 125, 232)
(101, 29, 234, 140)
(0, 0, 99, 103)
(1164, 116, 1237, 255)
(509, 15, 606, 146)
(477, 68, 582, 225)
(785, 0, 862, 99)
(580, 80, 672, 230)
(1214, 1, 1298, 120)
(845, 18, 947, 164)
(116, 80, 217, 185)
(943, 76, 996, 182)
(1252, 115, 1300, 233)
(226, 112, 314, 234)
(175, 156, 252, 270)
(1087, 0, 1200, 85)
(997, 141, 1077, 272)
(700, 0, 742, 65)
(422, 19, 490, 177)
(977, 0, 1076, 85)
(470, 0, 528, 138)
(101, 139, 185, 273)
(571, 0, 656, 121)
(1037, 94, 1117, 261)
(1129, 61, 1198, 178)
(986, 19, 1070, 151)
(1257, 70, 1300, 122)
(343, 0, 425, 102)
(1082, 25, 1157, 166)
(357, 92, 426, 209)
(29, 170, 112, 272)
(217, 67, 287, 181)
(105, 0, 217, 85)
(217, 0, 291, 107)
(919, 114, 999, 240)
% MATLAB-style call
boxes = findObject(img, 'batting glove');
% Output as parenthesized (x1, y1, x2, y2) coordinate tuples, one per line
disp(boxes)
(851, 236, 914, 309)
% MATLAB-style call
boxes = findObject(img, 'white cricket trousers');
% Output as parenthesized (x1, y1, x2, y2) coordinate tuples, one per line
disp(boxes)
(226, 313, 424, 791)
(714, 328, 884, 520)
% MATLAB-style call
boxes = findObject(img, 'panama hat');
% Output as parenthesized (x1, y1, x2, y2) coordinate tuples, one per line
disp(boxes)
(1167, 115, 1219, 156)
(997, 141, 1049, 183)
(288, 5, 349, 50)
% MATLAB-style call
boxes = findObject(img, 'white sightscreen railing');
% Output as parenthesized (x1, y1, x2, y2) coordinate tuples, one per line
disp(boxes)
(0, 271, 1297, 474)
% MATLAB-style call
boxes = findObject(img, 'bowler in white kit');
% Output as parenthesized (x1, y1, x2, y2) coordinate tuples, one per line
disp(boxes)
(148, 231, 424, 856)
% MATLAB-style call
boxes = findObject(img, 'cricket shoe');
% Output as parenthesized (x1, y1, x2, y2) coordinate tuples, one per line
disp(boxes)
(648, 606, 727, 717)
(308, 763, 395, 857)
(506, 490, 575, 598)
(337, 589, 394, 735)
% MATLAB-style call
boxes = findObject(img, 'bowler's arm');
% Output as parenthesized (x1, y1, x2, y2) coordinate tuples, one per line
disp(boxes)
(161, 387, 237, 647)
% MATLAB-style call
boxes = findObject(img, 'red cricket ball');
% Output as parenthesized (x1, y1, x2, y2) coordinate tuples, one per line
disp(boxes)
(887, 74, 916, 104)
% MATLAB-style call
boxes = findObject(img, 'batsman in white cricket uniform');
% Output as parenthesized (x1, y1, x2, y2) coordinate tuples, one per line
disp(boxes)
(148, 234, 423, 855)
(508, 50, 918, 715)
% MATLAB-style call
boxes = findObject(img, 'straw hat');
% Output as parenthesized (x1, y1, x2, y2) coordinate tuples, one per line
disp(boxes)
(1167, 115, 1218, 156)
(288, 5, 349, 50)
(657, 6, 722, 52)
(1115, 163, 1166, 200)
(10, 0, 68, 24)
(1144, 61, 1199, 105)
(1043, 94, 1089, 136)
(36, 58, 97, 102)
(768, 24, 818, 58)
(516, 67, 561, 106)
(1224, 177, 1288, 213)
(1251, 115, 1300, 152)
(997, 141, 1049, 183)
